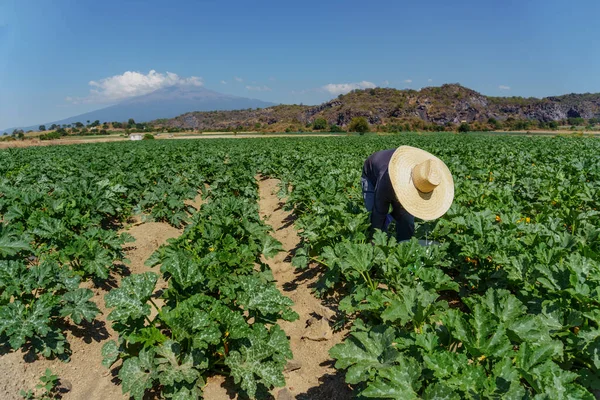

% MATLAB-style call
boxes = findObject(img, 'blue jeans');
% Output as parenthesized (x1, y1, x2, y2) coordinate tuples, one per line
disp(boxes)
(361, 175, 415, 241)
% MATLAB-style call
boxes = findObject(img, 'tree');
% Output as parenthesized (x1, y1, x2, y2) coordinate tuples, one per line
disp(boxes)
(74, 122, 84, 128)
(348, 117, 370, 134)
(143, 133, 155, 140)
(313, 118, 328, 130)
(458, 123, 470, 133)
(567, 117, 584, 126)
(49, 124, 58, 130)
(90, 120, 100, 127)
(39, 125, 46, 131)
(128, 118, 136, 127)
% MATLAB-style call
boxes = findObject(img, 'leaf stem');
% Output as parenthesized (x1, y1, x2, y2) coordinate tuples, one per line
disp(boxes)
(148, 297, 161, 313)
(310, 256, 330, 268)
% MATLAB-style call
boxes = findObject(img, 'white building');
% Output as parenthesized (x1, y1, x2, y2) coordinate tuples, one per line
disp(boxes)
(129, 134, 143, 141)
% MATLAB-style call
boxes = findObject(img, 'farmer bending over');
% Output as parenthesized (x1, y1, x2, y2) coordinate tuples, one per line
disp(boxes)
(361, 146, 454, 241)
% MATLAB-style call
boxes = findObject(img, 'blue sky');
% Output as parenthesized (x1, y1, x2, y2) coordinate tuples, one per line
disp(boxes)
(1, 0, 599, 129)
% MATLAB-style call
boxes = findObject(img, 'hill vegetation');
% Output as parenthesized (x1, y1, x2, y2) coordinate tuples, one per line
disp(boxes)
(156, 84, 600, 133)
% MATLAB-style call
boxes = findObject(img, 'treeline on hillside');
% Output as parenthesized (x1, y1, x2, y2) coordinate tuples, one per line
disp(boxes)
(2, 118, 189, 142)
(162, 116, 600, 134)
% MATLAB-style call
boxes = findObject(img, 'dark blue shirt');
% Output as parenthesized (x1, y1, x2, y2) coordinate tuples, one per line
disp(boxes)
(362, 149, 407, 230)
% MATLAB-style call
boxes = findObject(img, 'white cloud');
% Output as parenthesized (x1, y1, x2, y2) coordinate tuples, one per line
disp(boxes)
(246, 85, 272, 92)
(234, 76, 243, 82)
(499, 85, 511, 90)
(428, 78, 433, 82)
(322, 81, 376, 95)
(220, 80, 227, 84)
(404, 79, 413, 83)
(70, 70, 203, 103)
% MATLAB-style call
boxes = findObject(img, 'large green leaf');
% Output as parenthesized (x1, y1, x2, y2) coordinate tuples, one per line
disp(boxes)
(105, 272, 158, 322)
(60, 288, 99, 324)
(119, 348, 157, 400)
(234, 275, 299, 322)
(381, 285, 439, 327)
(225, 324, 291, 398)
(160, 251, 204, 289)
(360, 359, 421, 399)
(101, 340, 120, 368)
(0, 231, 31, 256)
(330, 325, 401, 385)
(0, 295, 55, 349)
(155, 340, 201, 387)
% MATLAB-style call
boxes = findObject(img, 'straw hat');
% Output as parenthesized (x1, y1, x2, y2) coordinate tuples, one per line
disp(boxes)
(388, 146, 454, 221)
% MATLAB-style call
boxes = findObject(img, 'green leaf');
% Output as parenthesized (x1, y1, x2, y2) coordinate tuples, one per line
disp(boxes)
(225, 324, 291, 398)
(381, 285, 438, 327)
(261, 235, 283, 259)
(0, 295, 55, 350)
(155, 340, 201, 387)
(361, 359, 421, 399)
(119, 348, 156, 400)
(30, 329, 68, 359)
(291, 247, 308, 269)
(101, 340, 120, 368)
(0, 232, 30, 256)
(105, 272, 157, 322)
(160, 251, 203, 289)
(128, 326, 168, 348)
(234, 275, 298, 322)
(423, 351, 467, 379)
(340, 242, 374, 274)
(161, 295, 222, 348)
(60, 288, 99, 324)
(422, 383, 460, 400)
(330, 325, 400, 385)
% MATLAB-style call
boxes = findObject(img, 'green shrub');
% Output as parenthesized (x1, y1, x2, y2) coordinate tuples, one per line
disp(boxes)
(348, 117, 370, 134)
(143, 134, 155, 140)
(329, 124, 345, 133)
(313, 118, 328, 130)
(40, 131, 61, 140)
(458, 123, 470, 133)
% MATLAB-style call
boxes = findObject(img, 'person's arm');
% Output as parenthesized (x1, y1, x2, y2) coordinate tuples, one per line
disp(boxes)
(371, 187, 389, 231)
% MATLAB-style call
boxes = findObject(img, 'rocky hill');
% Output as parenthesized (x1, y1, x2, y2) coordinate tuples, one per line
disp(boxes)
(158, 84, 600, 131)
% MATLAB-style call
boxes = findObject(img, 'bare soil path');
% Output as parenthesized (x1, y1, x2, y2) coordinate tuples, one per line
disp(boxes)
(203, 178, 351, 399)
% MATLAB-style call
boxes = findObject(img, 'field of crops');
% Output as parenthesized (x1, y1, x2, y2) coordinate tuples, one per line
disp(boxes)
(1, 134, 599, 399)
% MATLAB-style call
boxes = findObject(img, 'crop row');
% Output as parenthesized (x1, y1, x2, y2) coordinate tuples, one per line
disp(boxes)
(258, 135, 600, 398)
(102, 160, 298, 399)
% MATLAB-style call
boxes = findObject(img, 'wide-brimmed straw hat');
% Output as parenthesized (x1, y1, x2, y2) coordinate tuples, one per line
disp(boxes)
(388, 146, 454, 221)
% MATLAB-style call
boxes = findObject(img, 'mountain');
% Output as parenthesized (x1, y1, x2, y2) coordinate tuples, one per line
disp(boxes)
(159, 84, 600, 131)
(1, 85, 275, 133)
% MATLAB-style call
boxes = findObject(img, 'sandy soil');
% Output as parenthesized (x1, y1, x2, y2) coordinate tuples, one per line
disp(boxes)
(203, 178, 351, 399)
(0, 216, 183, 400)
